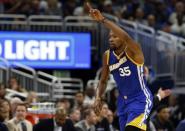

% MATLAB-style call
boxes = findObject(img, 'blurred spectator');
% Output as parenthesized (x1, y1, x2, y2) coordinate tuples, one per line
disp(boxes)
(73, 6, 84, 16)
(26, 91, 38, 106)
(45, 0, 62, 16)
(169, 1, 185, 25)
(147, 88, 172, 131)
(154, 0, 172, 28)
(0, 100, 9, 131)
(134, 8, 147, 24)
(168, 94, 183, 127)
(146, 14, 158, 29)
(69, 108, 81, 124)
(8, 77, 26, 92)
(152, 105, 174, 131)
(0, 83, 6, 100)
(143, 0, 156, 16)
(99, 102, 109, 118)
(10, 97, 23, 115)
(7, 103, 32, 131)
(29, 0, 40, 15)
(39, 0, 47, 14)
(95, 102, 110, 131)
(73, 3, 90, 16)
(170, 13, 185, 37)
(75, 108, 97, 131)
(102, 0, 115, 15)
(84, 86, 95, 106)
(102, 0, 121, 18)
(73, 91, 85, 112)
(109, 0, 123, 18)
(120, 0, 140, 20)
(62, 0, 77, 17)
(56, 98, 71, 113)
(0, 99, 11, 122)
(33, 107, 76, 131)
(107, 109, 117, 131)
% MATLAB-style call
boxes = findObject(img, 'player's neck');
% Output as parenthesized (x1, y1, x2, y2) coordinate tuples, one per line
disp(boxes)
(114, 45, 127, 55)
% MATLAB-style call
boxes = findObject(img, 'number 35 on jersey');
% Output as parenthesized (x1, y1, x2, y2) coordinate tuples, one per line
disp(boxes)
(119, 66, 131, 77)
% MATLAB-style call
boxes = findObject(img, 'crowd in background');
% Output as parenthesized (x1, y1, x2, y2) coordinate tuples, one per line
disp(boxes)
(0, 0, 185, 131)
(0, 72, 185, 131)
(0, 0, 184, 37)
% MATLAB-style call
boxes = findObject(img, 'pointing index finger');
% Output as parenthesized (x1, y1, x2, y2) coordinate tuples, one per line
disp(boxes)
(86, 2, 93, 12)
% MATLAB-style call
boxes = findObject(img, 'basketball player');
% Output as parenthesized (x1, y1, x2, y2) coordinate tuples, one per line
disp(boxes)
(86, 3, 153, 131)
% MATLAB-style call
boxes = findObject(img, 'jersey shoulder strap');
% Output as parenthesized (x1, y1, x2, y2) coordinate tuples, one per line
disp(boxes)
(104, 49, 110, 65)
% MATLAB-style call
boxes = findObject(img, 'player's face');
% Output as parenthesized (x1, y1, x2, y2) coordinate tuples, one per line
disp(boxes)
(109, 31, 123, 50)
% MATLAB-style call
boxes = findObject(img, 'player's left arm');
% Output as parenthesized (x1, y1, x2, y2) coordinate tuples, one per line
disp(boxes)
(99, 15, 144, 65)
(86, 2, 144, 65)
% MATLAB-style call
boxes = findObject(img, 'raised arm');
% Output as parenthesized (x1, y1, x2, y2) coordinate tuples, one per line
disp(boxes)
(86, 2, 144, 65)
(86, 3, 129, 41)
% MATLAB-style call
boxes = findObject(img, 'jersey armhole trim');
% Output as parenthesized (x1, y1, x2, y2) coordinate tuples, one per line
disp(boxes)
(125, 52, 144, 66)
(105, 50, 110, 65)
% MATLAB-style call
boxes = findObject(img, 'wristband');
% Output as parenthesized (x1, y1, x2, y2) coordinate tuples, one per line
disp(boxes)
(100, 17, 106, 23)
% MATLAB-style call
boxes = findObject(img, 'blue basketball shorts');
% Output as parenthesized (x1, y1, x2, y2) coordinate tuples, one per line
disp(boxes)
(117, 94, 153, 131)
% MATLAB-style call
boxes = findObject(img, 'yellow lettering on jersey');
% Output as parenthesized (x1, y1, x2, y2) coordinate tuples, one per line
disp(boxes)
(109, 57, 127, 71)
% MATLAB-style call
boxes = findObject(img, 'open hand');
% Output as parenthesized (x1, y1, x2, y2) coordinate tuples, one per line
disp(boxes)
(158, 88, 172, 100)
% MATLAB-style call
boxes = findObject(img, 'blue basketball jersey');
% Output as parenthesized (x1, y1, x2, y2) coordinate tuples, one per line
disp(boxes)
(106, 49, 153, 131)
(108, 49, 150, 97)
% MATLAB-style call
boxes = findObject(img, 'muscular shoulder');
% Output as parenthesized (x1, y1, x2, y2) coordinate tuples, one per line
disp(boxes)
(125, 42, 144, 65)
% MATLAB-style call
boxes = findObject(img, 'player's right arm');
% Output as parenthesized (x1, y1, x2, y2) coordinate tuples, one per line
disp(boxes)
(96, 51, 110, 99)
(94, 51, 110, 115)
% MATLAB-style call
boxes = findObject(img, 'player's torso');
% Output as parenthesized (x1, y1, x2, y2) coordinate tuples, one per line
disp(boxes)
(108, 50, 148, 98)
